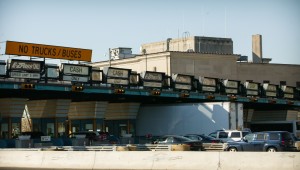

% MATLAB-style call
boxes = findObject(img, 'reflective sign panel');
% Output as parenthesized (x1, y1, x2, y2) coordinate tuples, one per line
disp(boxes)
(199, 77, 216, 86)
(245, 82, 259, 90)
(223, 80, 238, 88)
(6, 41, 92, 62)
(172, 74, 192, 84)
(141, 71, 163, 81)
(10, 60, 42, 72)
(263, 84, 277, 91)
(107, 78, 129, 85)
(62, 75, 89, 82)
(106, 68, 129, 78)
(91, 71, 102, 82)
(174, 84, 192, 90)
(143, 81, 162, 88)
(62, 64, 90, 76)
(281, 86, 294, 93)
(0, 61, 6, 76)
(47, 67, 59, 79)
(10, 72, 40, 79)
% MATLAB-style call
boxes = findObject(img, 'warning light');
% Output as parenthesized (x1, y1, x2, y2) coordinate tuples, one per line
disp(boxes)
(206, 95, 215, 100)
(20, 83, 35, 89)
(114, 88, 125, 94)
(72, 85, 84, 92)
(151, 90, 161, 96)
(180, 93, 190, 98)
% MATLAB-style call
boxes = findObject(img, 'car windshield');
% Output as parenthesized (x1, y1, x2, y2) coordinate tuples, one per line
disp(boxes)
(156, 136, 192, 143)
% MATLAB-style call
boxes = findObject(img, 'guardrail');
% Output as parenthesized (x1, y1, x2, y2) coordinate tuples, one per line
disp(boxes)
(0, 144, 190, 152)
(135, 144, 171, 151)
(203, 143, 227, 151)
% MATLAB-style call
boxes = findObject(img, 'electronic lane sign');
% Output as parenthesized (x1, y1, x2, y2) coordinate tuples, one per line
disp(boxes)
(61, 64, 91, 83)
(172, 74, 193, 91)
(199, 76, 218, 93)
(140, 71, 165, 89)
(0, 60, 6, 77)
(102, 67, 131, 86)
(8, 59, 44, 80)
(5, 41, 92, 62)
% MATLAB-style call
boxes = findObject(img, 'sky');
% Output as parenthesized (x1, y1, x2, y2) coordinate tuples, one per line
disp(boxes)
(0, 0, 299, 64)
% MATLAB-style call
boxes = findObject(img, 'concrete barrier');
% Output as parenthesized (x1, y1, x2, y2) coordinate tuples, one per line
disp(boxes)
(0, 151, 299, 170)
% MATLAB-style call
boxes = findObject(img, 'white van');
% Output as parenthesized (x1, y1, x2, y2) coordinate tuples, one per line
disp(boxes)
(208, 130, 251, 142)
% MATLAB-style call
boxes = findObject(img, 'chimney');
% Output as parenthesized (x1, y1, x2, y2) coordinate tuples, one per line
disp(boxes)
(252, 34, 263, 63)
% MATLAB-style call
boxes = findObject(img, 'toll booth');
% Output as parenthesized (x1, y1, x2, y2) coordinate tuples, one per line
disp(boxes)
(0, 98, 27, 139)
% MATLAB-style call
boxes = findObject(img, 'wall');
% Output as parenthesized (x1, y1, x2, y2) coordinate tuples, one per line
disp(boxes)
(0, 151, 299, 170)
(236, 63, 300, 86)
(171, 52, 239, 80)
(136, 102, 243, 136)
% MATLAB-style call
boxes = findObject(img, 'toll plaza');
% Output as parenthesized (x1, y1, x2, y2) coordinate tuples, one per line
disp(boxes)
(0, 40, 300, 147)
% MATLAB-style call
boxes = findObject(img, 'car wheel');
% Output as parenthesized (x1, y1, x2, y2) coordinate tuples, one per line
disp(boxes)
(267, 147, 277, 152)
(228, 147, 237, 152)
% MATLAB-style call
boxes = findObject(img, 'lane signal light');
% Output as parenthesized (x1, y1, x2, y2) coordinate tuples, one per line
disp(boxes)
(268, 99, 276, 104)
(206, 95, 215, 100)
(114, 89, 125, 94)
(20, 83, 35, 89)
(151, 90, 161, 96)
(229, 95, 237, 101)
(72, 85, 84, 92)
(249, 97, 258, 102)
(180, 93, 190, 98)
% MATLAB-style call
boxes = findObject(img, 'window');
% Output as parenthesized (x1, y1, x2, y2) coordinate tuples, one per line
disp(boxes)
(209, 132, 217, 138)
(230, 132, 241, 138)
(256, 133, 266, 140)
(166, 137, 174, 143)
(242, 132, 250, 137)
(219, 132, 228, 138)
(269, 133, 280, 140)
(244, 134, 255, 142)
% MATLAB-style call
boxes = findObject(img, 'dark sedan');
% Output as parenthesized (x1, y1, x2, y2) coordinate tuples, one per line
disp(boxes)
(153, 135, 204, 151)
(69, 131, 119, 144)
(184, 134, 223, 143)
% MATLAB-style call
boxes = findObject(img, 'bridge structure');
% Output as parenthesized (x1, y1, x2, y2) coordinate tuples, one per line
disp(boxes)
(0, 40, 299, 141)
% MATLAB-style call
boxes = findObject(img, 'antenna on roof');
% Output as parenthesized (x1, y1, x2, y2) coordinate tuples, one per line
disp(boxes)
(225, 7, 227, 38)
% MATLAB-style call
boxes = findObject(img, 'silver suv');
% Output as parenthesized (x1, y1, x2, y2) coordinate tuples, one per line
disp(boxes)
(208, 130, 251, 142)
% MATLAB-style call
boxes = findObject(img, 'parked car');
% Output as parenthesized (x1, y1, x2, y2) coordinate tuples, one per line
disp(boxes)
(69, 131, 119, 144)
(153, 135, 204, 151)
(208, 130, 251, 142)
(225, 131, 297, 152)
(184, 134, 223, 143)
